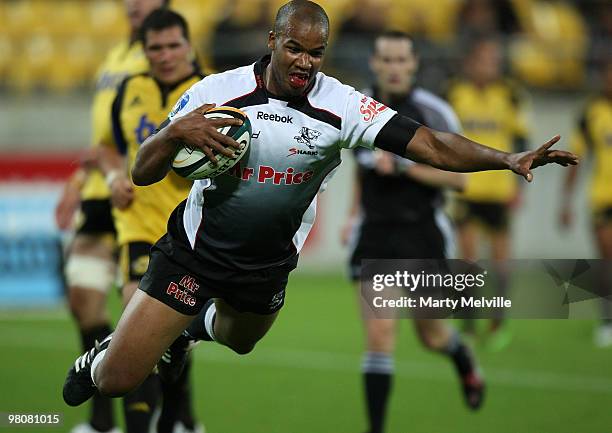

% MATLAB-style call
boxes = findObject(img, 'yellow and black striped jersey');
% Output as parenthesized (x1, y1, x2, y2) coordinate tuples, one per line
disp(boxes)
(571, 96, 612, 210)
(81, 41, 148, 201)
(446, 79, 529, 202)
(110, 71, 203, 245)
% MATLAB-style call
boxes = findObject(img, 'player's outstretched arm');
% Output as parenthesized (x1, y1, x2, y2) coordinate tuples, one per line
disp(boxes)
(132, 103, 243, 186)
(406, 127, 578, 182)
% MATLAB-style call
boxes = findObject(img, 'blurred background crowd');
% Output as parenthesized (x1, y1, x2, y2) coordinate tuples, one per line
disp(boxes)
(0, 0, 610, 93)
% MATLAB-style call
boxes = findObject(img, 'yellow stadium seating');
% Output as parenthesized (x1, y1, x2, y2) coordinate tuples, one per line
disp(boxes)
(510, 1, 587, 88)
(88, 0, 129, 39)
(389, 0, 461, 42)
(0, 35, 13, 83)
(0, 0, 593, 92)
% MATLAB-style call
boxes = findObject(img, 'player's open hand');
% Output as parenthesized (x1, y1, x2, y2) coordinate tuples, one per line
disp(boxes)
(507, 135, 578, 182)
(170, 103, 243, 165)
(79, 148, 100, 171)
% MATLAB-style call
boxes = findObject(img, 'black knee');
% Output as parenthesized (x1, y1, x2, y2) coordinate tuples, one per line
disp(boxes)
(227, 340, 256, 355)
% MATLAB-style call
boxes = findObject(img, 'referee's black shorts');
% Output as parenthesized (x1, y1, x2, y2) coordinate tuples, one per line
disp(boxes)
(349, 219, 448, 281)
(139, 246, 298, 316)
(75, 199, 117, 236)
(593, 206, 612, 228)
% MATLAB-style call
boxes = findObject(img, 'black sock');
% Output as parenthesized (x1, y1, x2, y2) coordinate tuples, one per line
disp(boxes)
(444, 332, 475, 377)
(81, 324, 115, 432)
(157, 356, 196, 433)
(122, 375, 161, 433)
(185, 299, 215, 341)
(177, 357, 196, 430)
(362, 352, 394, 433)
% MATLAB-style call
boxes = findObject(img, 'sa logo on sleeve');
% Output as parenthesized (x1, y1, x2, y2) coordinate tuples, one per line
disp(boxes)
(169, 93, 190, 119)
(359, 96, 388, 122)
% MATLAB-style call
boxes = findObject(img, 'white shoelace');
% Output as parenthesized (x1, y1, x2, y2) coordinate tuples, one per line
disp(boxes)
(73, 336, 111, 373)
(74, 345, 97, 373)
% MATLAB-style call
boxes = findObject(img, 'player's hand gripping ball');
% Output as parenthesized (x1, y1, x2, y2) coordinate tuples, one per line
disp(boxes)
(172, 106, 251, 179)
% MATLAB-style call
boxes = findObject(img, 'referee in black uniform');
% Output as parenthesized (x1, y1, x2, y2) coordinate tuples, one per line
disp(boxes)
(342, 31, 485, 433)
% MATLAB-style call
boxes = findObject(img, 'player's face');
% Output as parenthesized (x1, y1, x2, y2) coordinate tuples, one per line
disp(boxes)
(370, 38, 417, 95)
(467, 41, 502, 84)
(124, 0, 165, 31)
(267, 19, 327, 98)
(144, 26, 192, 85)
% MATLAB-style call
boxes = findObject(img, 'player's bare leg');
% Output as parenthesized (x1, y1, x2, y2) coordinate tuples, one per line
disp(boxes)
(488, 229, 513, 350)
(65, 234, 117, 431)
(594, 222, 612, 346)
(413, 319, 452, 350)
(413, 319, 485, 410)
(66, 235, 115, 331)
(98, 290, 194, 395)
(213, 299, 280, 354)
(158, 295, 282, 385)
(181, 298, 280, 354)
(118, 281, 163, 433)
(63, 289, 195, 405)
(457, 221, 479, 263)
(457, 221, 479, 334)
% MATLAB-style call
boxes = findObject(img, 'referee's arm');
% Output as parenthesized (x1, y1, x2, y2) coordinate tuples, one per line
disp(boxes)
(375, 114, 578, 182)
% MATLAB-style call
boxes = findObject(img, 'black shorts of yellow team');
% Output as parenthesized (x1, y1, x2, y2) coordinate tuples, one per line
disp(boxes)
(454, 199, 509, 232)
(75, 199, 117, 236)
(350, 219, 447, 281)
(139, 247, 298, 316)
(120, 242, 153, 284)
(593, 207, 612, 228)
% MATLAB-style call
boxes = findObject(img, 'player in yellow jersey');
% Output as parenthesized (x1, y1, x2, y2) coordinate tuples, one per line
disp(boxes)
(96, 9, 205, 433)
(560, 59, 612, 347)
(54, 2, 170, 433)
(446, 36, 529, 346)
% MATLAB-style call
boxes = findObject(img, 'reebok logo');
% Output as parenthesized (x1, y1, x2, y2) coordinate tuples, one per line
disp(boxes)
(257, 111, 293, 124)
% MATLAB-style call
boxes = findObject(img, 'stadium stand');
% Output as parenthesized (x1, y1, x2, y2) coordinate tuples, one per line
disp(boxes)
(0, 0, 596, 92)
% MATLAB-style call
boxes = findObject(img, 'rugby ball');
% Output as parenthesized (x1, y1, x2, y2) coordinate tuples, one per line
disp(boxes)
(172, 106, 251, 180)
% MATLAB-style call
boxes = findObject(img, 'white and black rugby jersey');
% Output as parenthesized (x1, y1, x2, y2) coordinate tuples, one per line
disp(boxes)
(158, 56, 398, 271)
(355, 86, 461, 224)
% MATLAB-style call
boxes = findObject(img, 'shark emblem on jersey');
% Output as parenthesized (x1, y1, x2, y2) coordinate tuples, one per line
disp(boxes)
(293, 127, 321, 149)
